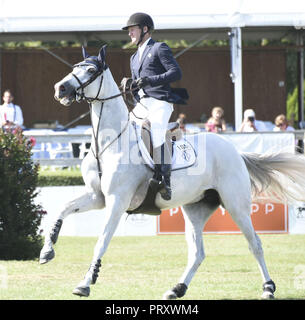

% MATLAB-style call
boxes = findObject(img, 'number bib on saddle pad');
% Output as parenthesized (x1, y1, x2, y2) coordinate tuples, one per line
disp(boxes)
(132, 121, 197, 171)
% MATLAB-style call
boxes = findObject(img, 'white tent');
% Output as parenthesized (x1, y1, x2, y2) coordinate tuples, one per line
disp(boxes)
(1, 0, 305, 36)
(1, 0, 305, 128)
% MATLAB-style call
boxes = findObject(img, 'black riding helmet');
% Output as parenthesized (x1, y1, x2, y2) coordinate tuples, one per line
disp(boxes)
(122, 12, 154, 31)
(122, 12, 154, 46)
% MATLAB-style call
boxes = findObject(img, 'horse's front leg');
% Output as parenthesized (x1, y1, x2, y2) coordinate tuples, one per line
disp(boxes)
(72, 193, 128, 297)
(39, 191, 105, 264)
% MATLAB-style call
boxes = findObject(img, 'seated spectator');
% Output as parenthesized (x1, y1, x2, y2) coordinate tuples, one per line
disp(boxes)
(205, 106, 226, 133)
(273, 114, 295, 131)
(0, 89, 24, 130)
(176, 113, 187, 132)
(239, 108, 267, 132)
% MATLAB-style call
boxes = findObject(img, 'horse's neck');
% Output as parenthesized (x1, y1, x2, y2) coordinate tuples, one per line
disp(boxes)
(90, 70, 129, 147)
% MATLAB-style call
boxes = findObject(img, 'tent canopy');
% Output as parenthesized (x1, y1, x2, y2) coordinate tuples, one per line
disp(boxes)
(0, 0, 305, 42)
(0, 0, 304, 129)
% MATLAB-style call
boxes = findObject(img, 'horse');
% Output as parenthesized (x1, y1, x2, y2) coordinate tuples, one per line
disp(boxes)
(40, 45, 305, 299)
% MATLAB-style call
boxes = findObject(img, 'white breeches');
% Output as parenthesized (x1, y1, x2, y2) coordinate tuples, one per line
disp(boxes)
(131, 97, 173, 148)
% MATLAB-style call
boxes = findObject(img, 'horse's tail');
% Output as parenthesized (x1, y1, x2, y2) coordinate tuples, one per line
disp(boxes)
(241, 150, 305, 204)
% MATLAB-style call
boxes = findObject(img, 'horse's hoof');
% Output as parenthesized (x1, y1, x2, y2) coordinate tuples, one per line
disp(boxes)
(163, 283, 188, 299)
(162, 290, 177, 300)
(261, 291, 275, 299)
(73, 286, 90, 297)
(39, 248, 55, 264)
(261, 280, 276, 299)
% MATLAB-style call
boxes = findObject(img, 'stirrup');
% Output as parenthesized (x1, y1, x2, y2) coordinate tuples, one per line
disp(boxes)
(149, 176, 171, 200)
(159, 179, 172, 201)
(149, 176, 162, 192)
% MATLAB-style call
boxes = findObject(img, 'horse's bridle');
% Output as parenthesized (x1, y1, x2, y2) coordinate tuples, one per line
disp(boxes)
(71, 59, 105, 103)
(71, 59, 137, 104)
(70, 58, 134, 179)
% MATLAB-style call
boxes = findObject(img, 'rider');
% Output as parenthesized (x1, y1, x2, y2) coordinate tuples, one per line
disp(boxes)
(122, 12, 183, 201)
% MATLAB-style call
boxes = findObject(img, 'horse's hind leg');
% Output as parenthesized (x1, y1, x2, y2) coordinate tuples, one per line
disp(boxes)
(233, 213, 275, 299)
(39, 192, 105, 264)
(163, 196, 218, 300)
(218, 186, 276, 299)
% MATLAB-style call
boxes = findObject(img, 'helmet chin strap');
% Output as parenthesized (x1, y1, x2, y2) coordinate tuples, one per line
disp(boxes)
(136, 27, 148, 46)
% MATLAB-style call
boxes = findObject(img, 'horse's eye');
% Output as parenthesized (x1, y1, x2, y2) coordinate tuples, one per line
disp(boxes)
(88, 68, 96, 74)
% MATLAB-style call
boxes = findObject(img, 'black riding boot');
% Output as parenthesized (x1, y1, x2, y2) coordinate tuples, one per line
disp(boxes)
(159, 164, 172, 201)
(149, 143, 172, 201)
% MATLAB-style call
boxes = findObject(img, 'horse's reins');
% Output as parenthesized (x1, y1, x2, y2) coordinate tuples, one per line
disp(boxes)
(70, 60, 137, 179)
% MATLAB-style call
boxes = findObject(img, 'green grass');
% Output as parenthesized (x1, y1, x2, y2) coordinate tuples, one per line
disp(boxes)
(37, 167, 84, 186)
(0, 234, 305, 300)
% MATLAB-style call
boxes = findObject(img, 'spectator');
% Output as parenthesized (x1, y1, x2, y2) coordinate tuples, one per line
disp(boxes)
(176, 113, 187, 132)
(273, 114, 295, 132)
(0, 89, 24, 130)
(239, 108, 267, 132)
(205, 106, 226, 132)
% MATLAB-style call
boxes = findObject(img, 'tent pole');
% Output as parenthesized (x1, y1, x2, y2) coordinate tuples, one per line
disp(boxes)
(39, 44, 73, 68)
(297, 31, 304, 127)
(0, 47, 2, 99)
(229, 27, 243, 130)
(174, 34, 209, 59)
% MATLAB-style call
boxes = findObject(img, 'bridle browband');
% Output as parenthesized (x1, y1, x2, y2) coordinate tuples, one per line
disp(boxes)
(70, 57, 135, 179)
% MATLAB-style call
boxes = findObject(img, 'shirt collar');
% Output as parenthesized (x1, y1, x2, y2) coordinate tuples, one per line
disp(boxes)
(138, 37, 151, 60)
(2, 103, 14, 108)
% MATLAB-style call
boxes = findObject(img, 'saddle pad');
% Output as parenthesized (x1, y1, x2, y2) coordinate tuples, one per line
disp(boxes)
(133, 121, 197, 171)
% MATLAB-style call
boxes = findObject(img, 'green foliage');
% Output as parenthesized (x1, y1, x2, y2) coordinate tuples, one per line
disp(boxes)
(287, 80, 305, 123)
(286, 50, 298, 96)
(37, 168, 84, 186)
(0, 128, 44, 260)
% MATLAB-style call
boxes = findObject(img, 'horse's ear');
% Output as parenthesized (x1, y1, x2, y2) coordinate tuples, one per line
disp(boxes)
(82, 46, 90, 59)
(98, 45, 107, 63)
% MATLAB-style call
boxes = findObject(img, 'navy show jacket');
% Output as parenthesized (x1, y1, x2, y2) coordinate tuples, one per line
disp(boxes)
(130, 39, 184, 104)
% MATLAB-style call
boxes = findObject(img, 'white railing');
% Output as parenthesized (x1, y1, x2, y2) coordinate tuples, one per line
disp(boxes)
(23, 131, 92, 166)
(23, 129, 305, 167)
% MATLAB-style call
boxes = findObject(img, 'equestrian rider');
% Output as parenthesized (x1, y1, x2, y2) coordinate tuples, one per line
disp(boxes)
(122, 12, 183, 201)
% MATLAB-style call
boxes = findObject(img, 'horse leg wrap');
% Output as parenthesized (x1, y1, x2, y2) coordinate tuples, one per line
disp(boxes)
(263, 280, 276, 294)
(172, 283, 188, 298)
(50, 219, 63, 244)
(91, 259, 102, 285)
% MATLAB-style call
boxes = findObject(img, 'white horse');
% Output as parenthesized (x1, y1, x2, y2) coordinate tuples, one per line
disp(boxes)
(40, 45, 305, 299)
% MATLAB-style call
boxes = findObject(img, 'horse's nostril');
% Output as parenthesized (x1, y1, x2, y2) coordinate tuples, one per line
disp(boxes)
(59, 85, 66, 92)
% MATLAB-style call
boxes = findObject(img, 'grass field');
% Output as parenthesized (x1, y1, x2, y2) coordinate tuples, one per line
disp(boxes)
(0, 234, 305, 300)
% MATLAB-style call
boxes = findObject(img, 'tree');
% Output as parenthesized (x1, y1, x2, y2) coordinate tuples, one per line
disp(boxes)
(0, 128, 45, 259)
(287, 80, 305, 126)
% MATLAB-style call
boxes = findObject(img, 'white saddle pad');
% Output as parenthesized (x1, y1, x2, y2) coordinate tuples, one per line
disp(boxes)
(133, 121, 197, 171)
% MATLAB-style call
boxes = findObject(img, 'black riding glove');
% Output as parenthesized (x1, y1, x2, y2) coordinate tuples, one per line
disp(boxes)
(132, 77, 150, 89)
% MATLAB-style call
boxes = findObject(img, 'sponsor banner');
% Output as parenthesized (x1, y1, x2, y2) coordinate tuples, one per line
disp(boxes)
(158, 203, 288, 234)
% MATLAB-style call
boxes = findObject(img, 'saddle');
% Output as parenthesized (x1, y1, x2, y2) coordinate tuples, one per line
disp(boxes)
(141, 120, 182, 159)
(126, 120, 197, 216)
